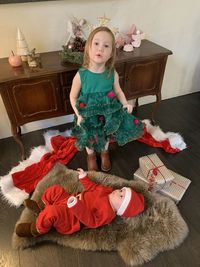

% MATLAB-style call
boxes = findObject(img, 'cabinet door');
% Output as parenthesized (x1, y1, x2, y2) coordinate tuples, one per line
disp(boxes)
(6, 74, 65, 124)
(124, 57, 167, 100)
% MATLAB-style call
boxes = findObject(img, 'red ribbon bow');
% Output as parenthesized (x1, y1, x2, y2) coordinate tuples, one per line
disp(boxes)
(152, 167, 158, 176)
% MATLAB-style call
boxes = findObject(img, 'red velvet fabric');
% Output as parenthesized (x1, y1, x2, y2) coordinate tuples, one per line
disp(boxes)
(12, 136, 78, 194)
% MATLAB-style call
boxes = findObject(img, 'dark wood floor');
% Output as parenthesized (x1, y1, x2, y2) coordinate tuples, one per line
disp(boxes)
(0, 92, 200, 267)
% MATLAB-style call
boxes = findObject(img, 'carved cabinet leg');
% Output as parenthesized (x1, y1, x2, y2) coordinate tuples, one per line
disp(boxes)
(17, 126, 22, 136)
(11, 125, 25, 160)
(135, 98, 139, 108)
(133, 98, 139, 115)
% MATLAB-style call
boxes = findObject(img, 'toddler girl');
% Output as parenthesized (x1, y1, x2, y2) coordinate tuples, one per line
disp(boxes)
(70, 26, 144, 171)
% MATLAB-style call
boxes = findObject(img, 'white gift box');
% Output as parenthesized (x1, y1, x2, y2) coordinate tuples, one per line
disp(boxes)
(134, 168, 191, 203)
(139, 154, 174, 190)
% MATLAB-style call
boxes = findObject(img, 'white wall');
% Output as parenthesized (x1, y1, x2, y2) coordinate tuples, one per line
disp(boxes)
(0, 0, 200, 138)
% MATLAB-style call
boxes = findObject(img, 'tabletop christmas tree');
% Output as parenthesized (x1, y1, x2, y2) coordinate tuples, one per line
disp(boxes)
(61, 17, 87, 65)
(16, 28, 30, 62)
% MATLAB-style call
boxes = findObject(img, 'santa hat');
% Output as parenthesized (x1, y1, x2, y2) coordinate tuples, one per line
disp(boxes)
(138, 119, 187, 153)
(117, 187, 144, 217)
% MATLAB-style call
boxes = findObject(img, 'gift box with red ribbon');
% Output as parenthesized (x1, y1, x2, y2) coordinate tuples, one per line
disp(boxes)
(134, 168, 191, 203)
(139, 154, 174, 191)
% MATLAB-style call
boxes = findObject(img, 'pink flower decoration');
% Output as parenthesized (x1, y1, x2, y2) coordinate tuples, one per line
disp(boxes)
(133, 119, 139, 125)
(107, 90, 115, 98)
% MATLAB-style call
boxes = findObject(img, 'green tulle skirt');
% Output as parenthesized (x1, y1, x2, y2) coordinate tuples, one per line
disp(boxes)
(72, 92, 144, 152)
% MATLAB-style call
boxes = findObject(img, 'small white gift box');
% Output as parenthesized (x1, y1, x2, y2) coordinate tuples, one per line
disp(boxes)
(134, 168, 191, 203)
(139, 154, 174, 191)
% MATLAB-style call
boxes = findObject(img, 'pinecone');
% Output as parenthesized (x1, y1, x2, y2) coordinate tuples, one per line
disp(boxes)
(72, 37, 86, 52)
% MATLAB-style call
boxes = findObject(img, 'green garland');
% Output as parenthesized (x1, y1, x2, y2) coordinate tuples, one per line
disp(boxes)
(60, 46, 84, 65)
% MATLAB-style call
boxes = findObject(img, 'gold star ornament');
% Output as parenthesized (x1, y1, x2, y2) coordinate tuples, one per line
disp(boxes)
(98, 14, 110, 27)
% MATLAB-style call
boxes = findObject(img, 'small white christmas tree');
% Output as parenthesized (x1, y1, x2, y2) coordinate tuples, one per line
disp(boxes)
(16, 28, 30, 61)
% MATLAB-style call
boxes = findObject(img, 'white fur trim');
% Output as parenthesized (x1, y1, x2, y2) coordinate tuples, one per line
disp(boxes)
(143, 119, 186, 150)
(43, 131, 59, 151)
(0, 145, 47, 207)
(43, 129, 72, 151)
(28, 146, 48, 163)
(143, 119, 168, 141)
(0, 174, 29, 207)
(166, 132, 187, 150)
(117, 187, 131, 216)
(67, 196, 78, 208)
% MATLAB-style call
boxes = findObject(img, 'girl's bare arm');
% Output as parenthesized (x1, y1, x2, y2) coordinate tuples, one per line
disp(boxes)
(69, 72, 83, 125)
(113, 70, 133, 113)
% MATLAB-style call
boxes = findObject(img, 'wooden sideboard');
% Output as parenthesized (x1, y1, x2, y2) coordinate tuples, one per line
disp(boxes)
(0, 40, 172, 159)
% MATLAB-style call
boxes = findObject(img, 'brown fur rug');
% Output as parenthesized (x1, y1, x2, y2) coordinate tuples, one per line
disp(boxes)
(12, 164, 188, 266)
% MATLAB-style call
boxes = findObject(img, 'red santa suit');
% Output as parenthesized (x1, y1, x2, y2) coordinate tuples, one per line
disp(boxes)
(36, 174, 144, 235)
(36, 176, 116, 234)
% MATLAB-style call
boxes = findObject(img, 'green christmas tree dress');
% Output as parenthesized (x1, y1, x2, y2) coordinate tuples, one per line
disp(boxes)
(72, 68, 144, 152)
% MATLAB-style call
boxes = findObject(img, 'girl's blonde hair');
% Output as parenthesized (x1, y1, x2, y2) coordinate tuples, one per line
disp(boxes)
(83, 26, 116, 74)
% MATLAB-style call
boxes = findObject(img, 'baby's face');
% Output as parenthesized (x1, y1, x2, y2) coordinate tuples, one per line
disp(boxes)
(109, 188, 126, 212)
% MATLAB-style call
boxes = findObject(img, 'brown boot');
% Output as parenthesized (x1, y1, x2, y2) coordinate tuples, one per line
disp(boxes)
(16, 221, 41, 237)
(87, 153, 98, 171)
(101, 150, 111, 172)
(24, 199, 42, 215)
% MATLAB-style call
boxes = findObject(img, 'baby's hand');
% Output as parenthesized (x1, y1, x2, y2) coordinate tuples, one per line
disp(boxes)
(77, 168, 87, 179)
(77, 115, 83, 126)
(123, 103, 133, 114)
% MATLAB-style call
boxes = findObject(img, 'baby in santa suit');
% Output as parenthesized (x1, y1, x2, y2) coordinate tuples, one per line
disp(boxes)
(16, 168, 144, 237)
